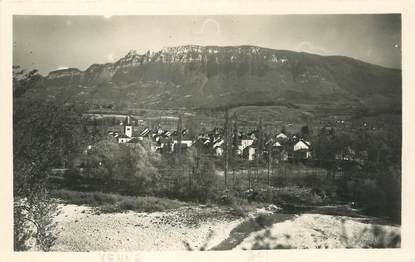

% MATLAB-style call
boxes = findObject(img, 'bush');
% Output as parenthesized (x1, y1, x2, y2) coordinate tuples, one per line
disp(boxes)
(251, 186, 324, 207)
(14, 201, 32, 251)
(14, 187, 61, 251)
(333, 163, 401, 224)
(76, 141, 162, 196)
(249, 187, 274, 203)
(162, 154, 222, 203)
(217, 192, 237, 205)
(340, 175, 400, 223)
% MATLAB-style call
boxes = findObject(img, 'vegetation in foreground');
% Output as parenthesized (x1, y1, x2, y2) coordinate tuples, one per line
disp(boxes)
(50, 189, 186, 213)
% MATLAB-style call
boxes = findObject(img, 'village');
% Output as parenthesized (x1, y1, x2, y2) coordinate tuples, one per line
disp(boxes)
(98, 114, 366, 166)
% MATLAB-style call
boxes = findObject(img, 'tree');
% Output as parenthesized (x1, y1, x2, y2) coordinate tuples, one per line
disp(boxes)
(196, 160, 220, 202)
(257, 119, 264, 162)
(224, 110, 231, 187)
(129, 143, 162, 194)
(186, 116, 203, 136)
(13, 66, 84, 250)
(300, 125, 312, 139)
(176, 116, 183, 161)
(232, 117, 240, 156)
(83, 140, 120, 181)
(111, 117, 117, 126)
(84, 140, 163, 195)
(328, 127, 336, 137)
(13, 66, 43, 98)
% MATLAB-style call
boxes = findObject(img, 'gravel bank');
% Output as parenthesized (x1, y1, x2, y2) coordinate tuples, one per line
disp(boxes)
(52, 204, 400, 251)
(235, 213, 401, 249)
(52, 204, 243, 251)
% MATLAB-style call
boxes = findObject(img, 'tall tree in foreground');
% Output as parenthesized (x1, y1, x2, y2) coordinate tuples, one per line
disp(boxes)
(256, 118, 264, 162)
(13, 67, 84, 251)
(223, 109, 230, 187)
(232, 114, 240, 159)
(176, 115, 183, 163)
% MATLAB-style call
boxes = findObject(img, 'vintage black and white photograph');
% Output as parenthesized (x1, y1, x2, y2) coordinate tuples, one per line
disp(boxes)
(12, 14, 402, 252)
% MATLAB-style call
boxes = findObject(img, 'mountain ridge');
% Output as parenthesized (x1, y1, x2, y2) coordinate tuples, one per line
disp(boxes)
(37, 45, 401, 111)
(46, 45, 400, 78)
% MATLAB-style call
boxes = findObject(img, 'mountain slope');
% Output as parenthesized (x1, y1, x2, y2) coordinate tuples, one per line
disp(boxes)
(41, 45, 401, 111)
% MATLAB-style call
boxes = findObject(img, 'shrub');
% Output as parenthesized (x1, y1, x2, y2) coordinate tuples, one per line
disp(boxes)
(250, 186, 324, 207)
(162, 154, 222, 203)
(335, 164, 401, 224)
(14, 187, 61, 251)
(229, 205, 247, 217)
(250, 187, 274, 203)
(216, 189, 237, 205)
(14, 201, 32, 251)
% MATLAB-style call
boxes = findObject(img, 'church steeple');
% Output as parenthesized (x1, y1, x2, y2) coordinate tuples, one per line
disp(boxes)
(124, 116, 132, 137)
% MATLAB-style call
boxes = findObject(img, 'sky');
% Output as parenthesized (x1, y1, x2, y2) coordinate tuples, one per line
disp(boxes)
(13, 14, 401, 75)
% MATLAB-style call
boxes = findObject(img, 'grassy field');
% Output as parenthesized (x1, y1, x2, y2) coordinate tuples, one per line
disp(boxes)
(50, 189, 187, 213)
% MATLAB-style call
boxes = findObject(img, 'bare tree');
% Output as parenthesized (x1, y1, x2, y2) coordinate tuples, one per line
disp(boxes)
(224, 109, 230, 187)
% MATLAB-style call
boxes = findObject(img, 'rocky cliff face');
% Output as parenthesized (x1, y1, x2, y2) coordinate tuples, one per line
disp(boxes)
(43, 45, 401, 111)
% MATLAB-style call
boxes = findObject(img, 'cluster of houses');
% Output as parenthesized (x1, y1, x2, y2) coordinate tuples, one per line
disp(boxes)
(107, 116, 319, 162)
(108, 116, 194, 152)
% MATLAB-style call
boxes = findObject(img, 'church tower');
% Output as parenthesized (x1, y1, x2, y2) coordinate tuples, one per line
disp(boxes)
(124, 116, 132, 137)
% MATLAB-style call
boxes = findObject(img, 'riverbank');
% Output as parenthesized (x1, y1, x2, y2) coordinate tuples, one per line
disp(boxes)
(51, 203, 400, 251)
(52, 204, 243, 251)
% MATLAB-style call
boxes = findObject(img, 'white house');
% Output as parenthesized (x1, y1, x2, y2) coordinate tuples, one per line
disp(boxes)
(249, 133, 257, 140)
(294, 140, 310, 151)
(247, 147, 256, 161)
(276, 133, 288, 140)
(173, 139, 193, 148)
(243, 146, 256, 161)
(273, 141, 282, 147)
(215, 147, 224, 156)
(212, 138, 224, 148)
(293, 140, 312, 159)
(240, 138, 254, 151)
